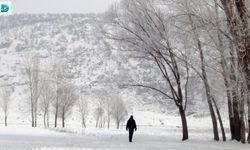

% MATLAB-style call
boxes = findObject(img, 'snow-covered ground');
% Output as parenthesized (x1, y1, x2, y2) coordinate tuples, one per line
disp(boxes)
(0, 125, 249, 150)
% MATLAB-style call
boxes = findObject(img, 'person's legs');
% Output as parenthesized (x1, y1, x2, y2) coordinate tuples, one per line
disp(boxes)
(129, 132, 132, 142)
(129, 130, 134, 142)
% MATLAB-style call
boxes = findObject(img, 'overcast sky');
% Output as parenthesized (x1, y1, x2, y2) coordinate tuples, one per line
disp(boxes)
(9, 0, 119, 14)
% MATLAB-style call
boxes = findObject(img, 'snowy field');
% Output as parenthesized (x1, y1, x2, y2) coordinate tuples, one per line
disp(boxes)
(0, 125, 249, 150)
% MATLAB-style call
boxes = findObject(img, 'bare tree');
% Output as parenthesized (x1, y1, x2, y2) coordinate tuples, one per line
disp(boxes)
(78, 94, 88, 128)
(175, 0, 226, 141)
(212, 0, 236, 140)
(93, 91, 108, 128)
(219, 0, 250, 143)
(105, 96, 113, 129)
(51, 57, 65, 128)
(58, 84, 78, 128)
(96, 89, 113, 129)
(40, 80, 55, 128)
(23, 53, 43, 127)
(111, 93, 127, 129)
(94, 107, 104, 128)
(0, 86, 12, 127)
(106, 0, 190, 140)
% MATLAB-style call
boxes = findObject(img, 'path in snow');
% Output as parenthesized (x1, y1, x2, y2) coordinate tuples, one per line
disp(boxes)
(0, 126, 249, 150)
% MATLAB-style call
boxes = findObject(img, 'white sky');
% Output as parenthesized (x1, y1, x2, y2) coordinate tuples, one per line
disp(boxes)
(8, 0, 119, 14)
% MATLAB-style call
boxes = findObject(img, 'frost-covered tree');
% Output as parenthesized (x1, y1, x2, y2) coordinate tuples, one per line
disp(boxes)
(78, 95, 88, 128)
(106, 0, 189, 140)
(58, 84, 78, 128)
(23, 53, 43, 127)
(219, 0, 250, 143)
(95, 89, 113, 129)
(40, 80, 55, 128)
(111, 93, 127, 129)
(105, 96, 113, 129)
(94, 107, 104, 128)
(172, 0, 249, 143)
(173, 0, 226, 141)
(0, 86, 12, 127)
(51, 57, 65, 128)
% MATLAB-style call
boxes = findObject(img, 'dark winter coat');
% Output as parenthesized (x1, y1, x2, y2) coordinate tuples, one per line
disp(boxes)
(126, 116, 137, 132)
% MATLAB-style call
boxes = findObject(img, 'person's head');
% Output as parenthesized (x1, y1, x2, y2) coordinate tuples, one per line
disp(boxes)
(130, 115, 133, 119)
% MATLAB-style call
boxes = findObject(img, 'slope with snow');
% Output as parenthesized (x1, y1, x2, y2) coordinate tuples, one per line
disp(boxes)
(0, 125, 249, 150)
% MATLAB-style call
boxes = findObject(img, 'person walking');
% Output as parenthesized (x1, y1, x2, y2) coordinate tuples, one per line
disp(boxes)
(126, 115, 137, 142)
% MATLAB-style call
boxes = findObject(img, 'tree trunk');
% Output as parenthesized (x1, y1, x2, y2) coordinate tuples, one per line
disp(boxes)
(234, 1, 250, 100)
(215, 28, 228, 141)
(224, 74, 235, 140)
(212, 97, 226, 141)
(82, 118, 86, 128)
(108, 115, 110, 129)
(240, 108, 246, 144)
(96, 118, 99, 128)
(215, 0, 234, 139)
(199, 39, 219, 141)
(220, 0, 250, 142)
(55, 85, 59, 128)
(116, 120, 120, 129)
(62, 108, 65, 128)
(240, 83, 246, 143)
(47, 111, 49, 128)
(43, 111, 47, 128)
(103, 117, 105, 128)
(209, 102, 220, 141)
(188, 14, 219, 141)
(31, 103, 34, 127)
(179, 106, 188, 141)
(225, 78, 235, 140)
(100, 116, 103, 128)
(54, 106, 58, 128)
(34, 107, 37, 127)
(247, 93, 250, 143)
(5, 115, 7, 127)
(62, 118, 65, 128)
(229, 45, 238, 140)
(232, 89, 241, 141)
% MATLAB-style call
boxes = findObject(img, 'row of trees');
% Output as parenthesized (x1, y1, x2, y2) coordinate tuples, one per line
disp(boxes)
(105, 0, 250, 142)
(22, 54, 75, 128)
(21, 54, 128, 129)
(94, 91, 128, 129)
